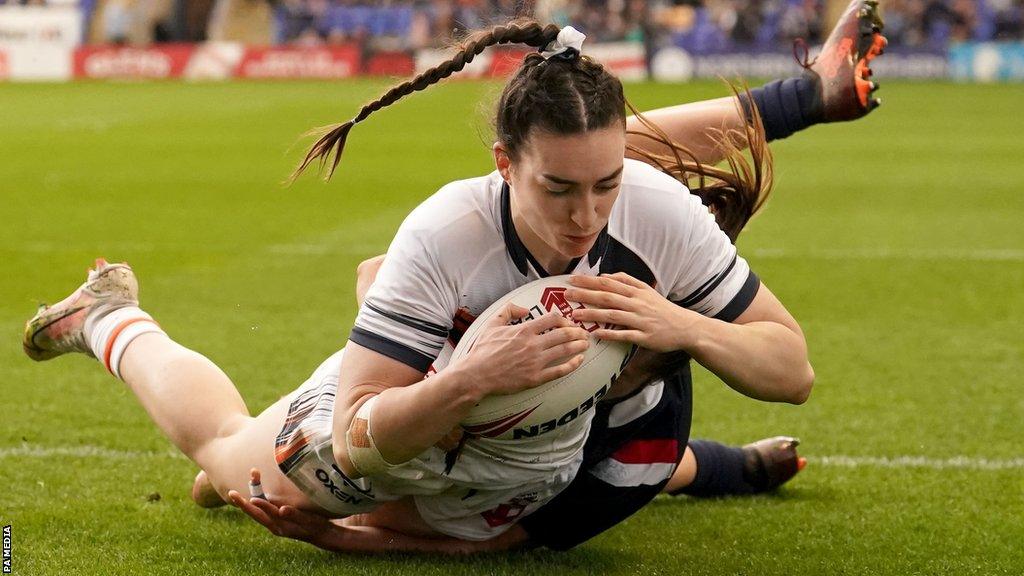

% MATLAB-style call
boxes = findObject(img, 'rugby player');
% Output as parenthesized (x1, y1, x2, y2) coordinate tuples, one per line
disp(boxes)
(223, 0, 887, 552)
(23, 0, 885, 554)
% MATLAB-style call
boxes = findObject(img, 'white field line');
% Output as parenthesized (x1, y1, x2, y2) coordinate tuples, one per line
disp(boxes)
(2, 445, 1022, 471)
(260, 246, 1024, 261)
(747, 247, 1024, 262)
(816, 455, 1024, 471)
(11, 241, 158, 254)
(11, 240, 1021, 262)
(0, 445, 186, 461)
(266, 241, 388, 256)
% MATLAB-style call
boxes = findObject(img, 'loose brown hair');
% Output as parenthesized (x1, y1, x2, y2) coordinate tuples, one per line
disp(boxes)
(292, 19, 772, 241)
(627, 89, 773, 241)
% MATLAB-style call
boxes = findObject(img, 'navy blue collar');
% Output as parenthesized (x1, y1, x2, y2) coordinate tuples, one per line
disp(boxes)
(500, 181, 609, 277)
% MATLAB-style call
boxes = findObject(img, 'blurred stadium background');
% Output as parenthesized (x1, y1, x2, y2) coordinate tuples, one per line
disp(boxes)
(1, 0, 1022, 81)
(3, 78, 1022, 574)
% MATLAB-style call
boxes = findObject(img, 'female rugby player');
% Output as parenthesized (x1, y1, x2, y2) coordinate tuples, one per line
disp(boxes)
(24, 0, 885, 552)
(224, 0, 887, 552)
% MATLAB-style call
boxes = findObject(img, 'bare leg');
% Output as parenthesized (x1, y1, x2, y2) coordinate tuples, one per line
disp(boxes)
(661, 447, 698, 493)
(626, 96, 747, 167)
(626, 0, 889, 168)
(119, 334, 249, 457)
(23, 261, 315, 509)
(117, 333, 315, 509)
(192, 470, 225, 507)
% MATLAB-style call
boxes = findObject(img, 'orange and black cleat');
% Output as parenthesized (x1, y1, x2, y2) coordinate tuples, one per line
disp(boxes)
(802, 0, 888, 121)
(742, 436, 807, 491)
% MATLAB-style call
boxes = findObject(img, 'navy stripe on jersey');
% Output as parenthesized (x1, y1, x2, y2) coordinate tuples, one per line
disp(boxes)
(675, 254, 738, 308)
(500, 182, 531, 276)
(712, 270, 760, 322)
(586, 225, 611, 268)
(364, 300, 449, 339)
(349, 326, 435, 373)
(596, 236, 657, 287)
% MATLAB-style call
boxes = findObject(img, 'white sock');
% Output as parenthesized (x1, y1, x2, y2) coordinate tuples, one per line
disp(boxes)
(87, 307, 165, 379)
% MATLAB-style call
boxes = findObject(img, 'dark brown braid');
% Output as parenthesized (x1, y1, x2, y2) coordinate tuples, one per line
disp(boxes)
(291, 19, 560, 181)
(291, 18, 771, 241)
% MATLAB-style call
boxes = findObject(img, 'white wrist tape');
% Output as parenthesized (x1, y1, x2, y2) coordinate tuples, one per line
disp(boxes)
(345, 395, 399, 477)
(248, 478, 266, 499)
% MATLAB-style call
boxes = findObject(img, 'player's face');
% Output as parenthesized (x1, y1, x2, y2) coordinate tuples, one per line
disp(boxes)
(497, 125, 626, 270)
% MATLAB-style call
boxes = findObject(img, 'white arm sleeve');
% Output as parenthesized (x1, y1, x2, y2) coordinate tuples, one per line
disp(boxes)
(666, 192, 759, 320)
(615, 160, 759, 322)
(350, 209, 457, 372)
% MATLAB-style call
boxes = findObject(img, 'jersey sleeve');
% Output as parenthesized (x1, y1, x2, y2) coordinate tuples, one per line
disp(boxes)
(665, 192, 760, 321)
(615, 160, 759, 321)
(349, 213, 457, 373)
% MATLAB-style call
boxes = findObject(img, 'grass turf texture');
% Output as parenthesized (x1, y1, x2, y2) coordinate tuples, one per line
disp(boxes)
(0, 79, 1021, 575)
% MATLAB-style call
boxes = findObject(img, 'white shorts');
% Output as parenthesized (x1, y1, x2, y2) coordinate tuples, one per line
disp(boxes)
(274, 349, 581, 541)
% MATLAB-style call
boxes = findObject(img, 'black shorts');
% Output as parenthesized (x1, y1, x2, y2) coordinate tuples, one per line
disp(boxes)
(518, 367, 693, 550)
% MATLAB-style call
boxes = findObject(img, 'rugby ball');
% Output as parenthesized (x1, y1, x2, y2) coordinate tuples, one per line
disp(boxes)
(453, 275, 634, 441)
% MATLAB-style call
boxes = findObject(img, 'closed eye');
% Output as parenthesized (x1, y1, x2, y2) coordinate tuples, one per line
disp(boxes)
(542, 165, 623, 189)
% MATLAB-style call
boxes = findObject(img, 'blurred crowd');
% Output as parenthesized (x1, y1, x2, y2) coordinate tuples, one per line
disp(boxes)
(272, 0, 1024, 49)
(884, 0, 1023, 46)
(11, 0, 1020, 50)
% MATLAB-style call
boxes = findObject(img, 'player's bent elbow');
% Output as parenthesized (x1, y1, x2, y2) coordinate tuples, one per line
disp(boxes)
(787, 363, 815, 405)
(331, 393, 376, 479)
(334, 391, 403, 479)
(356, 255, 386, 279)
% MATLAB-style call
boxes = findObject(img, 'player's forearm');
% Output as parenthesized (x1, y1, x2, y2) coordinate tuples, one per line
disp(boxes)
(338, 365, 482, 473)
(626, 96, 747, 166)
(313, 524, 468, 554)
(311, 522, 528, 555)
(334, 310, 584, 476)
(685, 316, 814, 404)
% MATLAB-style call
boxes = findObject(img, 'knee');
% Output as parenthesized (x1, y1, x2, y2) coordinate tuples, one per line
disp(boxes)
(191, 470, 227, 508)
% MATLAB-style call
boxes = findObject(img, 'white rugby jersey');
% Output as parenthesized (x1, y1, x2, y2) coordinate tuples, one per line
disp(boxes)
(350, 158, 760, 487)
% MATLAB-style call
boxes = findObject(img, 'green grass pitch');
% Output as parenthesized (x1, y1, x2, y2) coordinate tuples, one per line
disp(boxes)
(1, 79, 1021, 575)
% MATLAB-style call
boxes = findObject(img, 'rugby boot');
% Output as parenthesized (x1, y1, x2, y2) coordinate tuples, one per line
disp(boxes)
(742, 436, 807, 492)
(23, 258, 138, 361)
(802, 0, 888, 121)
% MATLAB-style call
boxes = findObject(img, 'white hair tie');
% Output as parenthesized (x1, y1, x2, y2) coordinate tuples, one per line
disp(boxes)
(539, 26, 586, 60)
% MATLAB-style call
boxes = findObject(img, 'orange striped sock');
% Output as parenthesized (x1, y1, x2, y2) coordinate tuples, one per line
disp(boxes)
(88, 307, 165, 379)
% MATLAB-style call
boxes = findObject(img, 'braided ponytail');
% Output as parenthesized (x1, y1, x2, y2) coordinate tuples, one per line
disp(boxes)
(292, 19, 560, 182)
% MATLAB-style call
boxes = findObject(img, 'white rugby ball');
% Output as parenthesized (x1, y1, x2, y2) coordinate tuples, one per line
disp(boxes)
(454, 275, 634, 441)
